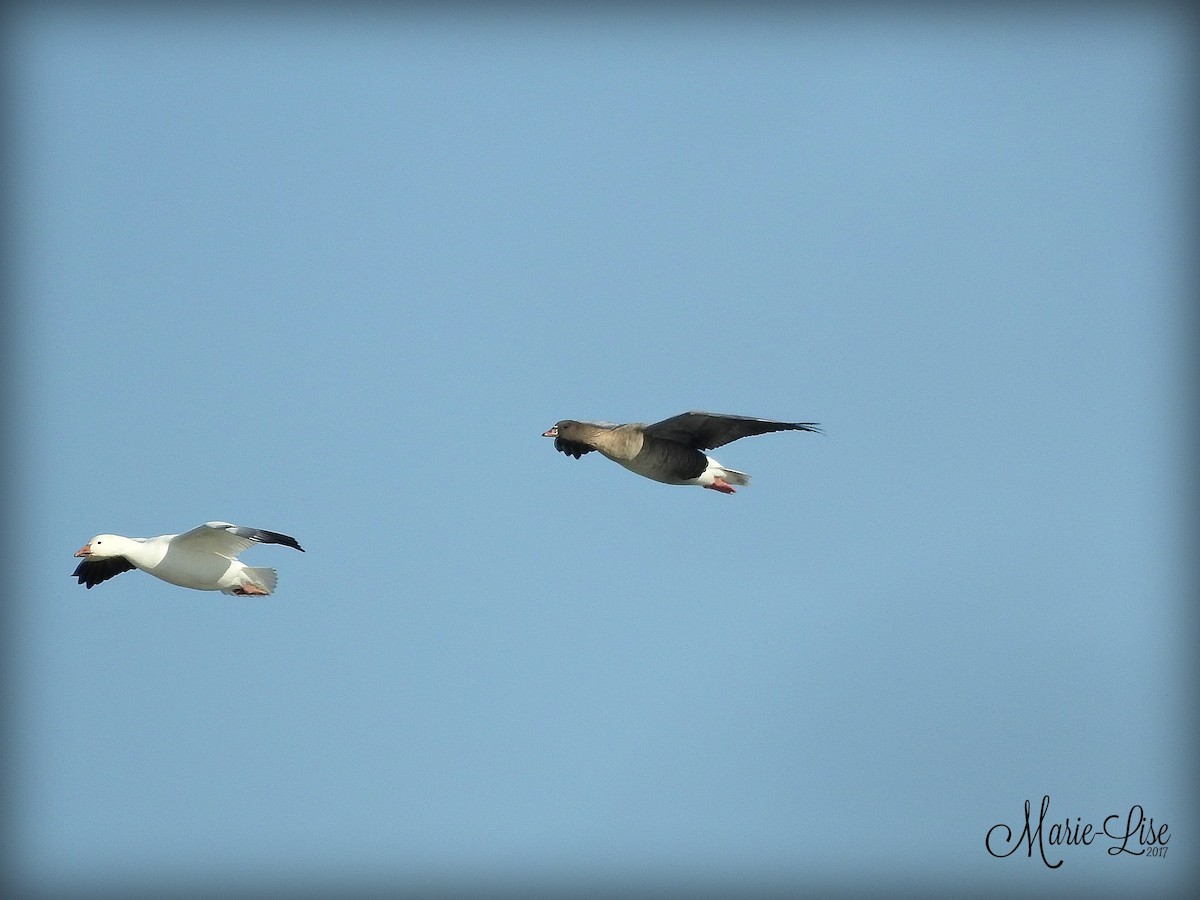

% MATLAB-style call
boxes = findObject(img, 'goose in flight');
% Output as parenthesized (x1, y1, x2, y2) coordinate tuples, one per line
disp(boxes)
(542, 410, 820, 493)
(72, 521, 304, 595)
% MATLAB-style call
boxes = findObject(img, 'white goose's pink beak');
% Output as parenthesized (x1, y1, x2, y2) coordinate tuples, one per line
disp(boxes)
(74, 544, 91, 558)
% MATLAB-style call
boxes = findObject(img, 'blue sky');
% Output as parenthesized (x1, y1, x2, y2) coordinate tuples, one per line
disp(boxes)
(6, 4, 1196, 896)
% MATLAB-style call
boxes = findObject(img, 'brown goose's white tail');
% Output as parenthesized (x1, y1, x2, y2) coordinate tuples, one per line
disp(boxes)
(694, 457, 750, 493)
(721, 467, 750, 487)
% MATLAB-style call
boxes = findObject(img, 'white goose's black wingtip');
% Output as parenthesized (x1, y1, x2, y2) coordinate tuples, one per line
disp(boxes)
(72, 556, 136, 589)
(221, 524, 305, 552)
(251, 528, 305, 553)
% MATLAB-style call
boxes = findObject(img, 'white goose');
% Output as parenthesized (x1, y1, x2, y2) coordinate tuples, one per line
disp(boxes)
(73, 521, 305, 595)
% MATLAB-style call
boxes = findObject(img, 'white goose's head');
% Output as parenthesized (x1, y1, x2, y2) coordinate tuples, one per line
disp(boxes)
(74, 534, 123, 559)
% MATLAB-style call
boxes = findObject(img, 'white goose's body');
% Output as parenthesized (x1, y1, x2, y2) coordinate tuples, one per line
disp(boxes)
(73, 521, 304, 596)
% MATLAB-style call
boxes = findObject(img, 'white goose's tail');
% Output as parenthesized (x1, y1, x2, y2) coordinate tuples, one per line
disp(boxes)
(251, 567, 279, 593)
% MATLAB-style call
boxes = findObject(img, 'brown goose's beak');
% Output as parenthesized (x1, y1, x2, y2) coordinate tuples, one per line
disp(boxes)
(542, 427, 558, 438)
(74, 544, 91, 558)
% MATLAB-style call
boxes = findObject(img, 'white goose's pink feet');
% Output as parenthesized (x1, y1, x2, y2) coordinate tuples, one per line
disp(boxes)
(233, 584, 270, 596)
(705, 479, 737, 494)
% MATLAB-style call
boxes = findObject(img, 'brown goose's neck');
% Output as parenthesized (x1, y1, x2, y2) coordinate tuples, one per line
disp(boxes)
(570, 422, 645, 460)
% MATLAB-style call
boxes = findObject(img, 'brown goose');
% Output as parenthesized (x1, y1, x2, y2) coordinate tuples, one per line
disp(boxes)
(542, 411, 821, 493)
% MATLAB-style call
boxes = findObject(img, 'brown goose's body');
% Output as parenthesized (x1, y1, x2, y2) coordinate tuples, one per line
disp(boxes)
(542, 411, 821, 493)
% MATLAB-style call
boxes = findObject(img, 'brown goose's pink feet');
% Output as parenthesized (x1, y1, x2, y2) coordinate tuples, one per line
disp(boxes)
(233, 584, 270, 596)
(705, 479, 737, 494)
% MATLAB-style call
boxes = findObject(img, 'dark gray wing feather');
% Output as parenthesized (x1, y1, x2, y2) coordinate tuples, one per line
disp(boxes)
(554, 438, 595, 459)
(223, 525, 305, 552)
(645, 411, 822, 450)
(72, 556, 136, 589)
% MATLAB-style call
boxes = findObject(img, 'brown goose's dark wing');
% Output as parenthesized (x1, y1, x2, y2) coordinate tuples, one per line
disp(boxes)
(644, 411, 822, 450)
(72, 556, 136, 589)
(553, 438, 595, 459)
